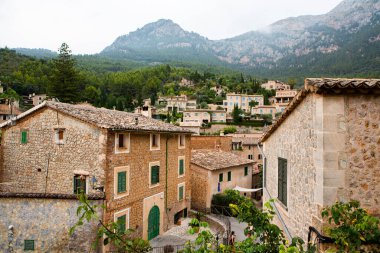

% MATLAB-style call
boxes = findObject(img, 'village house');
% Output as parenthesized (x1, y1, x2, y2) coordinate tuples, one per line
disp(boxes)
(183, 109, 226, 124)
(134, 99, 157, 118)
(190, 149, 254, 210)
(274, 89, 298, 112)
(0, 103, 22, 122)
(223, 93, 264, 113)
(251, 105, 277, 119)
(261, 80, 291, 91)
(261, 78, 380, 242)
(0, 101, 192, 252)
(157, 95, 196, 112)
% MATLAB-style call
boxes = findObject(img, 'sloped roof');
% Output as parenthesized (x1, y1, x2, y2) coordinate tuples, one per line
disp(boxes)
(191, 149, 254, 171)
(232, 137, 260, 145)
(0, 101, 192, 134)
(0, 104, 22, 115)
(260, 78, 380, 142)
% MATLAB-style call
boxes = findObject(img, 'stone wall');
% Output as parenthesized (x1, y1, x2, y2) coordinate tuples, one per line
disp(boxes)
(201, 124, 262, 134)
(190, 136, 232, 151)
(104, 132, 191, 240)
(0, 108, 107, 194)
(0, 197, 103, 252)
(344, 95, 380, 216)
(263, 93, 320, 241)
(190, 164, 210, 210)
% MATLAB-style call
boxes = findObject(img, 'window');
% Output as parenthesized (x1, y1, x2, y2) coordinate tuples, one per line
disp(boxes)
(219, 173, 223, 182)
(73, 175, 87, 194)
(117, 215, 126, 232)
(55, 128, 65, 144)
(248, 154, 253, 160)
(244, 167, 248, 176)
(150, 163, 160, 186)
(21, 130, 28, 144)
(24, 240, 35, 251)
(150, 134, 160, 150)
(227, 171, 232, 181)
(178, 157, 185, 177)
(114, 166, 129, 198)
(114, 208, 130, 233)
(178, 183, 185, 201)
(178, 135, 185, 148)
(258, 154, 262, 160)
(278, 158, 287, 206)
(115, 133, 130, 153)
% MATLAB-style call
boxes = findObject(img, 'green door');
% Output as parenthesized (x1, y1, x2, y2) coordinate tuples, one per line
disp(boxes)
(148, 205, 160, 240)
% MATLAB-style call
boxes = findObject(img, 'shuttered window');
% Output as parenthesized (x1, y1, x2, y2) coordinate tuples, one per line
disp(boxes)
(74, 176, 86, 194)
(227, 171, 232, 181)
(244, 167, 248, 176)
(179, 159, 184, 176)
(117, 215, 126, 232)
(178, 185, 184, 200)
(219, 173, 223, 182)
(151, 165, 160, 185)
(117, 171, 127, 193)
(21, 131, 28, 144)
(24, 240, 34, 250)
(278, 158, 287, 206)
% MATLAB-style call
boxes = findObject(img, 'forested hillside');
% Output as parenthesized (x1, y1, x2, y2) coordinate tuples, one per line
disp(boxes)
(0, 47, 276, 111)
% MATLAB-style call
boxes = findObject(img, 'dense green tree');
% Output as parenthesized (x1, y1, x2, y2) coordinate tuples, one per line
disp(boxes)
(48, 43, 81, 103)
(232, 104, 243, 124)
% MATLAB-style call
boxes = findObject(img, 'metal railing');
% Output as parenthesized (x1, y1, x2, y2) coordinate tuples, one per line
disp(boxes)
(150, 244, 185, 253)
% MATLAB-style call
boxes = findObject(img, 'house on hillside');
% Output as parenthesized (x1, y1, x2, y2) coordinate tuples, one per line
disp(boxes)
(261, 80, 290, 91)
(223, 93, 264, 113)
(190, 149, 254, 210)
(261, 78, 380, 241)
(183, 109, 226, 124)
(0, 101, 192, 252)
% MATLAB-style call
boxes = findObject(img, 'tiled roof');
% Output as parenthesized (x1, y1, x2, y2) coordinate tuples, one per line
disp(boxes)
(0, 101, 192, 133)
(232, 137, 260, 145)
(260, 78, 380, 142)
(305, 78, 380, 92)
(0, 192, 104, 200)
(191, 149, 254, 171)
(0, 104, 22, 115)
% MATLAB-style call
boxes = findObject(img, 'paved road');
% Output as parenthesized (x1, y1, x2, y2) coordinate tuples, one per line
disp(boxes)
(228, 217, 248, 242)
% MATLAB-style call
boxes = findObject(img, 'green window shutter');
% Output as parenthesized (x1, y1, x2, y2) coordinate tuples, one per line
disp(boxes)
(219, 173, 223, 182)
(21, 131, 27, 144)
(179, 159, 184, 175)
(24, 240, 35, 250)
(179, 186, 184, 200)
(278, 158, 287, 206)
(244, 167, 248, 176)
(151, 166, 160, 185)
(117, 215, 126, 232)
(73, 177, 77, 194)
(228, 171, 232, 181)
(117, 171, 127, 193)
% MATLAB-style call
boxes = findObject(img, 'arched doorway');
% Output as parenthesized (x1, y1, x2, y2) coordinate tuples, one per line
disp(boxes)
(148, 205, 160, 240)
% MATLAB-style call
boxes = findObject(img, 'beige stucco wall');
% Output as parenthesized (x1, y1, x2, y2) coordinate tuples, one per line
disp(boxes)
(0, 108, 107, 194)
(191, 163, 253, 209)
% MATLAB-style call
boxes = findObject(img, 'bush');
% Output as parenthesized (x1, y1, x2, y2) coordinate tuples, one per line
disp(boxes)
(223, 126, 237, 134)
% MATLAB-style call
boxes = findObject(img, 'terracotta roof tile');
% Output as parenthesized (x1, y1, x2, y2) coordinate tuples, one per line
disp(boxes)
(191, 149, 254, 171)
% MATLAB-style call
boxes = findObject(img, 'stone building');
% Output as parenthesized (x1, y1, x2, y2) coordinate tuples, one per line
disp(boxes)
(183, 109, 226, 124)
(261, 78, 380, 241)
(251, 105, 277, 119)
(0, 101, 192, 251)
(223, 93, 264, 113)
(261, 80, 290, 91)
(0, 104, 22, 122)
(274, 90, 298, 112)
(190, 149, 254, 210)
(157, 95, 196, 112)
(191, 135, 232, 152)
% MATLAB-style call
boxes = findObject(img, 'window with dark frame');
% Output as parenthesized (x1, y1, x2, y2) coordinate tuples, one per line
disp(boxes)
(117, 171, 127, 193)
(227, 171, 232, 181)
(219, 173, 223, 182)
(179, 159, 184, 176)
(58, 129, 64, 141)
(24, 240, 35, 251)
(117, 214, 126, 232)
(278, 158, 287, 206)
(152, 134, 157, 147)
(73, 175, 86, 194)
(244, 167, 248, 176)
(258, 154, 262, 160)
(151, 165, 160, 185)
(178, 185, 184, 200)
(118, 134, 125, 148)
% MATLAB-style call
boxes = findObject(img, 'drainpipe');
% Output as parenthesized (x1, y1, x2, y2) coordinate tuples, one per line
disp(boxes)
(257, 143, 293, 240)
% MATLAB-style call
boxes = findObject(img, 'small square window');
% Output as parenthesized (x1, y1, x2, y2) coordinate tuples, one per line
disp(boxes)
(24, 240, 35, 250)
(115, 133, 130, 154)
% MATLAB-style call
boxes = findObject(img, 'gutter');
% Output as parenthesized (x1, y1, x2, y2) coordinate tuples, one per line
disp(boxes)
(257, 144, 293, 240)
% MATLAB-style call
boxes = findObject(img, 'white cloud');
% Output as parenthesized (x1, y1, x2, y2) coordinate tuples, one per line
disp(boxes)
(0, 0, 342, 54)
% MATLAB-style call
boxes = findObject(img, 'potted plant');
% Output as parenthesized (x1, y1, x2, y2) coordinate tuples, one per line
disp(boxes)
(188, 218, 201, 233)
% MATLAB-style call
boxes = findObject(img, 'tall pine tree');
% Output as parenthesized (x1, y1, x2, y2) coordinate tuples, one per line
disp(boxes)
(48, 43, 80, 103)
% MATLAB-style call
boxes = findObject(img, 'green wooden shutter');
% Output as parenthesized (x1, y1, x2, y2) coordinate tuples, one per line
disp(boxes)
(179, 159, 184, 175)
(117, 215, 126, 232)
(278, 158, 287, 206)
(151, 166, 160, 185)
(21, 131, 27, 144)
(283, 159, 287, 206)
(179, 186, 184, 200)
(244, 167, 248, 176)
(24, 240, 35, 250)
(118, 171, 127, 193)
(219, 173, 223, 182)
(228, 171, 232, 181)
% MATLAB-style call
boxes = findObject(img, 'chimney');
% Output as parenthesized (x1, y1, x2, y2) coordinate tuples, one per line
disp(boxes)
(135, 117, 139, 125)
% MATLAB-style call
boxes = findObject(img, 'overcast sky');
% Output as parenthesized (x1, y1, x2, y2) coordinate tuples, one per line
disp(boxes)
(0, 0, 343, 54)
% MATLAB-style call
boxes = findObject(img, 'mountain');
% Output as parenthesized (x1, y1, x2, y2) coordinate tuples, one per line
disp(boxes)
(14, 48, 57, 58)
(101, 0, 380, 77)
